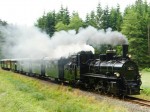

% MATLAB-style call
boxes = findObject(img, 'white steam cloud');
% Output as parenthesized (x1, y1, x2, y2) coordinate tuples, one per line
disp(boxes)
(0, 25, 128, 59)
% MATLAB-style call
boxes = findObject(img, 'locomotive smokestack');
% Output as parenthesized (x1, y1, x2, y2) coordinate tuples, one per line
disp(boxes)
(122, 44, 128, 58)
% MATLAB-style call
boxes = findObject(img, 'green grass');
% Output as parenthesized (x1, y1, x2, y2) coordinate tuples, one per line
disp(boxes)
(140, 71, 150, 99)
(0, 69, 128, 112)
(133, 71, 150, 100)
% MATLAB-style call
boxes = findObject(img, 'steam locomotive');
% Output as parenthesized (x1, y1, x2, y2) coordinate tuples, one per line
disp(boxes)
(0, 45, 141, 96)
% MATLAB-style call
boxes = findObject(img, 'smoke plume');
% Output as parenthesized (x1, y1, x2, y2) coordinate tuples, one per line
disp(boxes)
(0, 25, 128, 59)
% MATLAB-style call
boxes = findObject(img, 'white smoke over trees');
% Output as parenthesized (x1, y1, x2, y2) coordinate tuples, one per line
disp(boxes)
(0, 25, 128, 59)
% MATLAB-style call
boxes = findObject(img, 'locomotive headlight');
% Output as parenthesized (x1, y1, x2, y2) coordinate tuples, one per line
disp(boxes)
(128, 54, 132, 58)
(114, 72, 120, 77)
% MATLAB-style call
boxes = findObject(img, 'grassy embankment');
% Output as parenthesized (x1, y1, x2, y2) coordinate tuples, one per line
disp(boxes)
(134, 70, 150, 100)
(0, 69, 128, 112)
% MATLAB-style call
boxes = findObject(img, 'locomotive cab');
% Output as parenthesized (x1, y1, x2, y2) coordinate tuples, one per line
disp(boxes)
(63, 51, 94, 82)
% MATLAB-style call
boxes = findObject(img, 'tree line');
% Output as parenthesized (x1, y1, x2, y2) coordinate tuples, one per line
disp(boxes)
(35, 3, 123, 36)
(0, 20, 7, 58)
(35, 0, 150, 68)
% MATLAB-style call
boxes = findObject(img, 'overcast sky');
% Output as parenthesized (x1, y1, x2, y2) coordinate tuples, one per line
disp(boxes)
(0, 0, 150, 26)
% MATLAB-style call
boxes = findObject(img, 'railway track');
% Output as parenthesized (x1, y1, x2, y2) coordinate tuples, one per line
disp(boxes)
(125, 96, 150, 107)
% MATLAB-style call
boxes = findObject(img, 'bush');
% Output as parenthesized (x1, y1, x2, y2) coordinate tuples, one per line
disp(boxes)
(142, 68, 150, 72)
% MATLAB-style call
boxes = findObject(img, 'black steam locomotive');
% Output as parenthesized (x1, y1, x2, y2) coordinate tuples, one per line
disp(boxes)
(0, 45, 141, 96)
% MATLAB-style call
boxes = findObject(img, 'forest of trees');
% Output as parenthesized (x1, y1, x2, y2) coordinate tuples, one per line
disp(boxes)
(35, 4, 123, 36)
(35, 0, 150, 68)
(0, 0, 150, 68)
